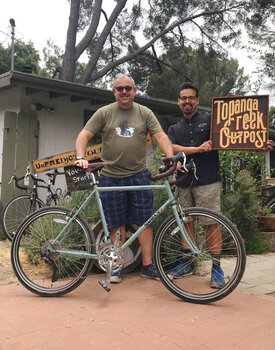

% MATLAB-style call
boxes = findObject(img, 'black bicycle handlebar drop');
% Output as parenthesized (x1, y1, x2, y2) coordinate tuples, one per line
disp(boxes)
(169, 159, 196, 186)
(10, 175, 28, 191)
(10, 173, 46, 191)
(151, 151, 187, 181)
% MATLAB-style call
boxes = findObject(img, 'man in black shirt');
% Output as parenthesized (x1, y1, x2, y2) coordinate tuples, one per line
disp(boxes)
(168, 82, 225, 288)
(168, 82, 273, 288)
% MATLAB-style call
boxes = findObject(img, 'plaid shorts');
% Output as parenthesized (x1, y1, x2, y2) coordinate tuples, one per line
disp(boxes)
(99, 169, 154, 230)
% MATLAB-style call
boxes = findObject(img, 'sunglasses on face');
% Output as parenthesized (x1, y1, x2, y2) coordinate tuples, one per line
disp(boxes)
(114, 86, 133, 92)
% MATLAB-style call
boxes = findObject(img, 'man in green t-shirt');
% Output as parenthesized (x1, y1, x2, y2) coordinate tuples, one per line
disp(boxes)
(75, 74, 173, 283)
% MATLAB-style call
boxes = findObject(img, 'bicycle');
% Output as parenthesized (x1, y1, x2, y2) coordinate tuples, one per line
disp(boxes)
(1, 167, 63, 241)
(11, 152, 246, 304)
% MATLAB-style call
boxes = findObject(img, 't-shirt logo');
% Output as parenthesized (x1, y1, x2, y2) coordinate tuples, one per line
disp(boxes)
(115, 121, 135, 138)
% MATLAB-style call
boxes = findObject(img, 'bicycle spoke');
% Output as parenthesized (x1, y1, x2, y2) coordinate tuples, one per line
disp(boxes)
(154, 207, 246, 303)
(11, 207, 95, 296)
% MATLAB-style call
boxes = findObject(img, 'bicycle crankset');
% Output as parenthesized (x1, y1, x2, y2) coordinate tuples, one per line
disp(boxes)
(97, 243, 124, 273)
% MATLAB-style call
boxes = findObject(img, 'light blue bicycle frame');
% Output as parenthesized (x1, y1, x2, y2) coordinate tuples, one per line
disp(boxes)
(49, 177, 200, 258)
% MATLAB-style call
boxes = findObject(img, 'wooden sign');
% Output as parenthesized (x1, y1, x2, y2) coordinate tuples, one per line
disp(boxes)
(29, 132, 154, 174)
(29, 144, 102, 174)
(64, 165, 99, 192)
(211, 95, 269, 150)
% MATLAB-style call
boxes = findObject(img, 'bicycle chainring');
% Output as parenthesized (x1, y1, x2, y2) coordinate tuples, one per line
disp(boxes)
(97, 243, 124, 273)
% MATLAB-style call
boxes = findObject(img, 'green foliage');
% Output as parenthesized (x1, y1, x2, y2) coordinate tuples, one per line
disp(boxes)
(219, 150, 265, 191)
(59, 190, 100, 224)
(269, 106, 275, 128)
(131, 45, 250, 106)
(40, 40, 63, 79)
(0, 40, 41, 74)
(244, 0, 274, 89)
(222, 170, 267, 254)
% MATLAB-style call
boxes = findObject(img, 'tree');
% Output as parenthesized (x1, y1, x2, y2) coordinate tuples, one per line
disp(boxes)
(269, 106, 275, 128)
(129, 45, 250, 106)
(0, 40, 41, 74)
(245, 1, 275, 89)
(60, 0, 274, 85)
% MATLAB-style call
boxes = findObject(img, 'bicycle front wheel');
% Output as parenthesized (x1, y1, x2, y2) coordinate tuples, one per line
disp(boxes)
(154, 207, 246, 304)
(11, 206, 95, 297)
(1, 195, 44, 241)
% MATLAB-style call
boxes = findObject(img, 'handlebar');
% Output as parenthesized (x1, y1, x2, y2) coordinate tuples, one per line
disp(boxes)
(45, 169, 65, 185)
(79, 152, 195, 185)
(9, 168, 66, 191)
(151, 151, 187, 181)
(8, 175, 28, 191)
(9, 173, 46, 190)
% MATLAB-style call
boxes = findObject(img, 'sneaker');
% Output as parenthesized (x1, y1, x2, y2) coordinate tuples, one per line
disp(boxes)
(210, 267, 225, 289)
(140, 264, 160, 280)
(168, 260, 193, 279)
(110, 269, 124, 283)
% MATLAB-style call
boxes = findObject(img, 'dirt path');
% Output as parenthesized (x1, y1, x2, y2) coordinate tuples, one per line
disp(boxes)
(0, 240, 17, 285)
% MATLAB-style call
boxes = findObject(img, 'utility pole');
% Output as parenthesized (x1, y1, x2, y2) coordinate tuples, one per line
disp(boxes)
(9, 18, 16, 71)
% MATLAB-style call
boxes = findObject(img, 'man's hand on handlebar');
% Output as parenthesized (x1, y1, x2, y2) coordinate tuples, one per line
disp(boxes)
(75, 159, 89, 169)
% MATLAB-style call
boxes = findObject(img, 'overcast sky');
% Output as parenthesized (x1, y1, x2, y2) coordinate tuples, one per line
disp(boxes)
(0, 0, 273, 105)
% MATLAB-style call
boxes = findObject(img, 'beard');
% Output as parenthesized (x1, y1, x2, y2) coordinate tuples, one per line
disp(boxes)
(182, 103, 194, 114)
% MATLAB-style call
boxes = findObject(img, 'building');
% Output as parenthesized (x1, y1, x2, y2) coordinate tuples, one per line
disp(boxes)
(0, 70, 205, 205)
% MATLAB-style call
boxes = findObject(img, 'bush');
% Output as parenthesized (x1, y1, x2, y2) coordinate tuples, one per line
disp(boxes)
(222, 170, 267, 254)
(60, 190, 100, 224)
(219, 150, 266, 191)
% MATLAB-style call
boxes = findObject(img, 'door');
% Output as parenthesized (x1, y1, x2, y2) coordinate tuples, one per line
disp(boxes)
(1, 111, 39, 206)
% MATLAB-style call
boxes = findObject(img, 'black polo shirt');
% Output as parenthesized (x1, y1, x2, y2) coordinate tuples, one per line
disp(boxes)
(168, 111, 221, 187)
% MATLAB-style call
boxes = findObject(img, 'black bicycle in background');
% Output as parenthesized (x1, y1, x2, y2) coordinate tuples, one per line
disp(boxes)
(1, 167, 64, 241)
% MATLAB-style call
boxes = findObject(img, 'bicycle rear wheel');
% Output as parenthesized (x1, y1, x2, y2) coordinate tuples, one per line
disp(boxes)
(1, 195, 44, 241)
(11, 206, 95, 297)
(154, 207, 246, 304)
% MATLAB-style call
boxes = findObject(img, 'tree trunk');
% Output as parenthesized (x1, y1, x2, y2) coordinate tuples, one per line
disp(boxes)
(61, 0, 81, 81)
(80, 0, 127, 84)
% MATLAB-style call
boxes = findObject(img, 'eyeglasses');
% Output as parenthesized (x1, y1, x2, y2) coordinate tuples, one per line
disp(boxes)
(114, 86, 133, 92)
(179, 96, 197, 101)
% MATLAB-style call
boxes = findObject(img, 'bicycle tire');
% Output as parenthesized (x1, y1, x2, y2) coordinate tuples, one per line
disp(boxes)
(1, 195, 44, 241)
(153, 207, 246, 304)
(11, 206, 95, 297)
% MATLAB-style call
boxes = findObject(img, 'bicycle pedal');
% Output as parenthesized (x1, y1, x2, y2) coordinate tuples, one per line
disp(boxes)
(99, 280, 111, 292)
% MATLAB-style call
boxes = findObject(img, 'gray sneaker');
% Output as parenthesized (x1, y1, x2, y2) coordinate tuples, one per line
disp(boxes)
(110, 269, 124, 283)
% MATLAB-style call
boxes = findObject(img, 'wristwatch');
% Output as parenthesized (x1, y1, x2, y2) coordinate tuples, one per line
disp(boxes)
(76, 156, 84, 160)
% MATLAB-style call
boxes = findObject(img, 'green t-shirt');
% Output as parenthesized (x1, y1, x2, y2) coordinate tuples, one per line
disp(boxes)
(84, 102, 163, 177)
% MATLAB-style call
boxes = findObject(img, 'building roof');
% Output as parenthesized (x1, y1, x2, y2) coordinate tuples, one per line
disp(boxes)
(0, 70, 210, 116)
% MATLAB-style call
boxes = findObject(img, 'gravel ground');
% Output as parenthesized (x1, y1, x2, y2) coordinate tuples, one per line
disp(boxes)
(0, 240, 17, 285)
